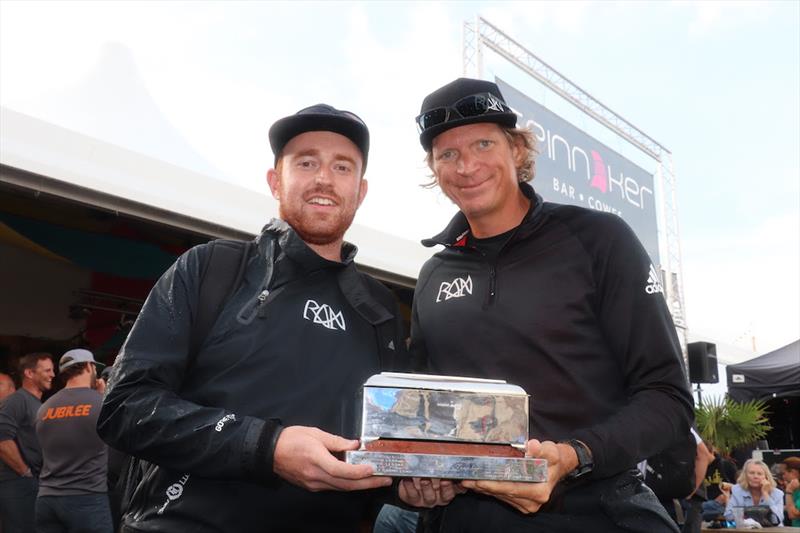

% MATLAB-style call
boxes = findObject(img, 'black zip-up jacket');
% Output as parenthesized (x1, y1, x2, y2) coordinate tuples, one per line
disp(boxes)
(98, 220, 406, 533)
(410, 183, 693, 480)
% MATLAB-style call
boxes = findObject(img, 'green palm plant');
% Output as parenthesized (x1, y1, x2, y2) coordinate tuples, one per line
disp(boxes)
(695, 396, 772, 455)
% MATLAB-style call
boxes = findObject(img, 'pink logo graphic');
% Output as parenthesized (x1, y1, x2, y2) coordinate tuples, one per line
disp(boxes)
(590, 151, 607, 193)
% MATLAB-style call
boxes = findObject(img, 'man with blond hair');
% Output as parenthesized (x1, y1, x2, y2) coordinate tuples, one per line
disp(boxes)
(406, 78, 693, 532)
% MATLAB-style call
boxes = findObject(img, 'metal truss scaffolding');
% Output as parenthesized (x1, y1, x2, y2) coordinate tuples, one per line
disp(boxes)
(463, 16, 686, 332)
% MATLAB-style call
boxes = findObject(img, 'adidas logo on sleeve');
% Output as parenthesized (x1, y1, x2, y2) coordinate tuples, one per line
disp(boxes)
(645, 265, 664, 295)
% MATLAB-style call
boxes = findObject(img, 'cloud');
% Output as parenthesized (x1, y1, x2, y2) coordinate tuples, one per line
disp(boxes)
(679, 0, 774, 36)
(481, 1, 594, 36)
(682, 212, 800, 353)
(335, 2, 463, 240)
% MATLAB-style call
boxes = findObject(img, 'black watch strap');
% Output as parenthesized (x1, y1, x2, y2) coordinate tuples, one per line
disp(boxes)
(565, 439, 593, 479)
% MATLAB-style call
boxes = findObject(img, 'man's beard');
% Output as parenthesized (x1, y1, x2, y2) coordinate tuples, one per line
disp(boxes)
(280, 193, 356, 247)
(280, 203, 355, 246)
(289, 215, 345, 245)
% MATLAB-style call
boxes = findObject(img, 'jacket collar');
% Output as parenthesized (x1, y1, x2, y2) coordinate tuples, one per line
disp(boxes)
(257, 218, 358, 269)
(255, 218, 391, 326)
(421, 182, 545, 248)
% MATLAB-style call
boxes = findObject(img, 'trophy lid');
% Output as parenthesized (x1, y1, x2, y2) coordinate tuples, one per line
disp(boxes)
(364, 372, 528, 396)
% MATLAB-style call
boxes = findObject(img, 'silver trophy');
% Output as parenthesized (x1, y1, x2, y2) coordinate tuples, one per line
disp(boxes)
(345, 372, 547, 482)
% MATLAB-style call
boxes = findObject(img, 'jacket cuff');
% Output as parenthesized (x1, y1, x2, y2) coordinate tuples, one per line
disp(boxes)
(242, 417, 284, 483)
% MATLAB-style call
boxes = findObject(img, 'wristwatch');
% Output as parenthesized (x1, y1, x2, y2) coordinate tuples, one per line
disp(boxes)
(564, 439, 593, 480)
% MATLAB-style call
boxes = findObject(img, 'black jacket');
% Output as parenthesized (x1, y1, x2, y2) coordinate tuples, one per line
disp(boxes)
(410, 185, 692, 531)
(98, 220, 406, 532)
(411, 183, 693, 479)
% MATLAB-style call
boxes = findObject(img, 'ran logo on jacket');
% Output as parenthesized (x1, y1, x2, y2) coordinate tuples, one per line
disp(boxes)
(645, 265, 664, 295)
(303, 300, 346, 331)
(436, 275, 473, 302)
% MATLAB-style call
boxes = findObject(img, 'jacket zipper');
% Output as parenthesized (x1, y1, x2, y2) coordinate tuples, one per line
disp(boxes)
(458, 237, 509, 309)
(488, 264, 497, 302)
(236, 238, 276, 325)
(467, 248, 498, 309)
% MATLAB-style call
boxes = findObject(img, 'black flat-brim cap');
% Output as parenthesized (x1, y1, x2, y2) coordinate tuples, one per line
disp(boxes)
(269, 104, 370, 171)
(418, 78, 518, 151)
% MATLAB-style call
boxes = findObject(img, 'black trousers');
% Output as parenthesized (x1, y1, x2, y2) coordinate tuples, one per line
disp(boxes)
(422, 470, 679, 533)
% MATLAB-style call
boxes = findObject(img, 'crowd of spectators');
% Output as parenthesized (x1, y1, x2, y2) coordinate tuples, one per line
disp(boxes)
(0, 350, 117, 533)
(0, 349, 797, 533)
(693, 442, 800, 529)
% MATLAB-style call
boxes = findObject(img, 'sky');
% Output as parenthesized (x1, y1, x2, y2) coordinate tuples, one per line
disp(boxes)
(1, 1, 798, 371)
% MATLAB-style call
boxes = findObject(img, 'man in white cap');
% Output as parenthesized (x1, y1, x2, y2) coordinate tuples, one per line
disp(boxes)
(35, 349, 112, 533)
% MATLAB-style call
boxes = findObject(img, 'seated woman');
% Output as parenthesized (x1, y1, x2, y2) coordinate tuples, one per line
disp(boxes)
(722, 458, 784, 526)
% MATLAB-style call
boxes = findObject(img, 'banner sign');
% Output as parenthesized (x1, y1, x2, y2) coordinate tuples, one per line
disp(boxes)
(497, 78, 660, 264)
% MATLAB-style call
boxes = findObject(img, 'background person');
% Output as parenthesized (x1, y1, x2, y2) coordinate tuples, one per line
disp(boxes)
(781, 456, 800, 527)
(673, 437, 715, 533)
(97, 365, 124, 531)
(93, 366, 109, 395)
(35, 349, 112, 533)
(0, 353, 55, 533)
(701, 443, 739, 522)
(772, 461, 788, 492)
(722, 458, 784, 526)
(0, 373, 15, 402)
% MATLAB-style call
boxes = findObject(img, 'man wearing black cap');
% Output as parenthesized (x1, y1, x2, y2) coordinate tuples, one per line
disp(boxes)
(407, 78, 693, 531)
(98, 105, 408, 532)
(36, 349, 112, 533)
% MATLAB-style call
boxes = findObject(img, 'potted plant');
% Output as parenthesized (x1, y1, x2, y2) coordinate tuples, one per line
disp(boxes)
(695, 396, 772, 455)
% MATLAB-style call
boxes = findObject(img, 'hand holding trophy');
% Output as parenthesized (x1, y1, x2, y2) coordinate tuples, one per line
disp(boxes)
(345, 373, 547, 483)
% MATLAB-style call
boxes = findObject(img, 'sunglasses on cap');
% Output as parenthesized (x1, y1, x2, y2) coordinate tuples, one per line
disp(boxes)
(415, 92, 512, 134)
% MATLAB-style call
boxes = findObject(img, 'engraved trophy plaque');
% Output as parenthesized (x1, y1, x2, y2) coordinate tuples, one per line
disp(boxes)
(345, 372, 547, 482)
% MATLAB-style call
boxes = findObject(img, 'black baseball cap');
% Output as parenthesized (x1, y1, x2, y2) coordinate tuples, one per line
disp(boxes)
(417, 78, 518, 151)
(269, 104, 370, 171)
